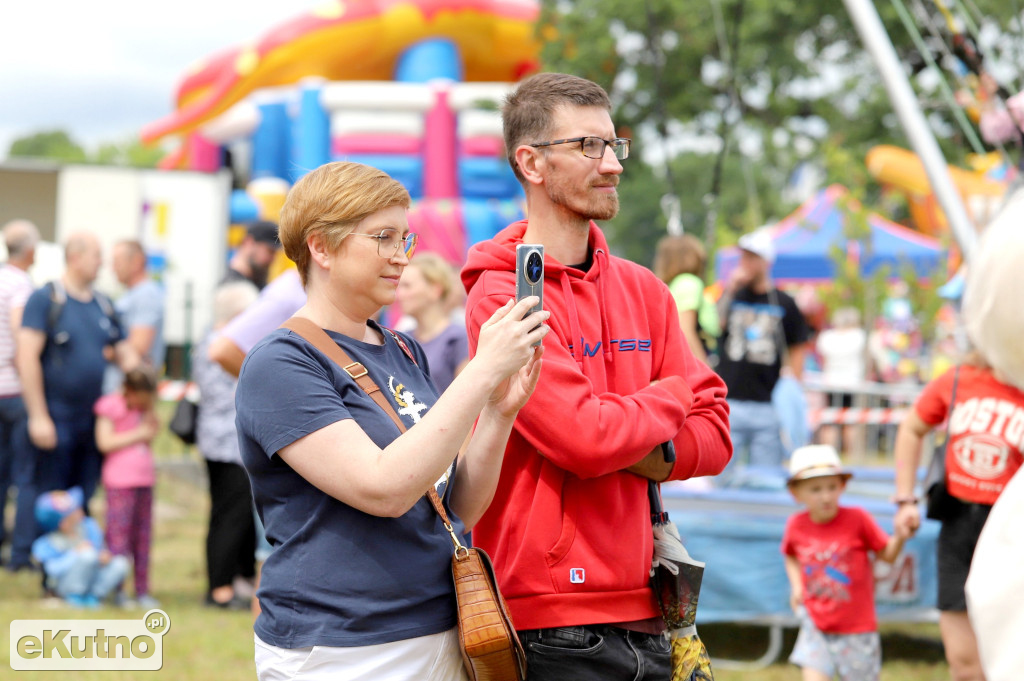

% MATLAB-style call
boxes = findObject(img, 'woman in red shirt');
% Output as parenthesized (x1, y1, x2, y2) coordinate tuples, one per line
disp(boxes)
(893, 353, 1024, 681)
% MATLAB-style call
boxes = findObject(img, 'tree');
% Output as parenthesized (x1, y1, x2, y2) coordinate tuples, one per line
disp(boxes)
(537, 0, 1018, 261)
(7, 130, 162, 168)
(93, 138, 165, 168)
(8, 130, 87, 163)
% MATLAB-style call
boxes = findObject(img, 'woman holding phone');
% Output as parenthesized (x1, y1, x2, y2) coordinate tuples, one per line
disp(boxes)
(235, 161, 549, 680)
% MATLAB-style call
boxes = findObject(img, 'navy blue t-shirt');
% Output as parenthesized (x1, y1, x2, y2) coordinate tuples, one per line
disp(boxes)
(21, 286, 123, 420)
(236, 321, 467, 649)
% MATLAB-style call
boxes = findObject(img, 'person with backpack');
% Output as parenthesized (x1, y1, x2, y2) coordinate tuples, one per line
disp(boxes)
(16, 231, 138, 512)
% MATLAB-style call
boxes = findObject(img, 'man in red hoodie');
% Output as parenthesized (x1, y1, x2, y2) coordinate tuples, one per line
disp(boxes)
(462, 73, 732, 680)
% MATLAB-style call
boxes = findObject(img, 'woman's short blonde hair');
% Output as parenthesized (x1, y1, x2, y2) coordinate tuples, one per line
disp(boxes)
(652, 234, 707, 284)
(279, 162, 411, 286)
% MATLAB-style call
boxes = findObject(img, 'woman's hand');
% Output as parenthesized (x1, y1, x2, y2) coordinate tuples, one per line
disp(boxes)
(487, 346, 544, 419)
(894, 503, 921, 538)
(472, 297, 549, 390)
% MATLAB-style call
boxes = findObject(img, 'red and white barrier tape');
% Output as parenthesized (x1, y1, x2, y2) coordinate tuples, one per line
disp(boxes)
(157, 380, 198, 402)
(809, 407, 908, 428)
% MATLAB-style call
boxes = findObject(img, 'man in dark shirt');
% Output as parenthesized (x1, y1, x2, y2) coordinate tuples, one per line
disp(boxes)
(716, 226, 810, 470)
(223, 221, 278, 290)
(17, 231, 137, 509)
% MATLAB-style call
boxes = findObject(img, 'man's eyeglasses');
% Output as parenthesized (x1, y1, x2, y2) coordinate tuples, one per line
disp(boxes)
(348, 230, 418, 258)
(529, 136, 631, 160)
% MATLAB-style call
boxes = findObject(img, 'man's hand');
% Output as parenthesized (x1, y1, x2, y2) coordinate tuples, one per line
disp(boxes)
(28, 414, 57, 450)
(626, 444, 673, 482)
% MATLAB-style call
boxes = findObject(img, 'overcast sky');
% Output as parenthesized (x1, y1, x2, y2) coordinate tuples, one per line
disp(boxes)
(0, 1, 325, 157)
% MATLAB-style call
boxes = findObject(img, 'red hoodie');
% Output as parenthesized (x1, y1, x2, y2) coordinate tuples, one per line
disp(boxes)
(461, 220, 731, 631)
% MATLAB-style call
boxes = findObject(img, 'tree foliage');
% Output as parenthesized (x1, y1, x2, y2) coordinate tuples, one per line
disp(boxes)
(7, 130, 162, 168)
(8, 130, 88, 163)
(537, 0, 1018, 263)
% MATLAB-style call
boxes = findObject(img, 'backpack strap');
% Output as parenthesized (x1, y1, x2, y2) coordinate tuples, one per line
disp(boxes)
(46, 279, 121, 341)
(45, 280, 66, 336)
(93, 290, 116, 321)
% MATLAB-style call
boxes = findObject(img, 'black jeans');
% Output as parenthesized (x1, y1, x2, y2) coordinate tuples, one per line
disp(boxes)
(519, 625, 671, 681)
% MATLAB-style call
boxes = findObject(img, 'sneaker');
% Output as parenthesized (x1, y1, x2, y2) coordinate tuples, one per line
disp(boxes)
(232, 576, 256, 600)
(136, 595, 161, 609)
(204, 593, 250, 611)
(65, 594, 100, 609)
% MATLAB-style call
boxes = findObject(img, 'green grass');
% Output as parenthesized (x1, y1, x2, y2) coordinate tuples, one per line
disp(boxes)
(0, 404, 951, 679)
(703, 622, 949, 680)
(1, 463, 256, 680)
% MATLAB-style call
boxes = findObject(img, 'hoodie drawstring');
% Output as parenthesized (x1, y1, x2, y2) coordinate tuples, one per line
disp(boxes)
(594, 249, 613, 363)
(560, 249, 614, 370)
(560, 273, 585, 371)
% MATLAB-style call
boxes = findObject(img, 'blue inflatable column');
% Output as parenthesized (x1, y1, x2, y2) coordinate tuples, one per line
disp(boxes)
(251, 101, 290, 180)
(394, 39, 463, 83)
(291, 80, 330, 183)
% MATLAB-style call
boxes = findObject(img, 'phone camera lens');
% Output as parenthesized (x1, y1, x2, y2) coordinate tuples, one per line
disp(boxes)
(526, 252, 542, 283)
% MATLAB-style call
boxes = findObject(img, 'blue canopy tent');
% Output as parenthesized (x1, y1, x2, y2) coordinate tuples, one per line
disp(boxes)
(716, 185, 947, 283)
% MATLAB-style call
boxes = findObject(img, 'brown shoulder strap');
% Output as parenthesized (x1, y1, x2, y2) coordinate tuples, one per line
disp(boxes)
(280, 316, 452, 525)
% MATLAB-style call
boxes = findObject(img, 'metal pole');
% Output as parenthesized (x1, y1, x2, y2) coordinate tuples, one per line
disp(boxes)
(843, 0, 978, 262)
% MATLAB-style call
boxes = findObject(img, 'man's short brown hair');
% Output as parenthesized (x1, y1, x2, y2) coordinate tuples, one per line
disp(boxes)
(502, 73, 612, 183)
(278, 162, 411, 287)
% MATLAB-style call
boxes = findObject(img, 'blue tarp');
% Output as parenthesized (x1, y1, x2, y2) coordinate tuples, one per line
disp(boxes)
(716, 185, 947, 283)
(661, 466, 940, 625)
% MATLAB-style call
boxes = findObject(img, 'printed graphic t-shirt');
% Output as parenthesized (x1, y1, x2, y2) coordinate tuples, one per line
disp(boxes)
(236, 322, 466, 649)
(781, 506, 890, 634)
(716, 286, 809, 402)
(915, 365, 1024, 505)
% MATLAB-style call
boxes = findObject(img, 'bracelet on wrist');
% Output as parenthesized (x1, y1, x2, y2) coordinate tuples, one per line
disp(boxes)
(892, 496, 919, 506)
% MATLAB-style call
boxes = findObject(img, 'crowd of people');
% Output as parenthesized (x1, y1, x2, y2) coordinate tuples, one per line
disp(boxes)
(0, 70, 1020, 681)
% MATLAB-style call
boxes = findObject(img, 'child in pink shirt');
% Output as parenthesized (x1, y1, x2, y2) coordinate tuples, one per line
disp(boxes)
(94, 367, 159, 609)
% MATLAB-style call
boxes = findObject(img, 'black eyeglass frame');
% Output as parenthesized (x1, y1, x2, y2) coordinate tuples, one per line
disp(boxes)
(528, 136, 631, 160)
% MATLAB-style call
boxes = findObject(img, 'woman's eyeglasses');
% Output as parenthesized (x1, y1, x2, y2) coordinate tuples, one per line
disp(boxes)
(349, 230, 418, 258)
(529, 136, 631, 160)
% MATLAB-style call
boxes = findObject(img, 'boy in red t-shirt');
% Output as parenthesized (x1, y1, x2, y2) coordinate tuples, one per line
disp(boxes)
(781, 445, 909, 681)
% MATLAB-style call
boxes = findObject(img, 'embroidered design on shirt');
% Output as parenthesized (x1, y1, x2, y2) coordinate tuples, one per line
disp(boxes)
(435, 462, 453, 493)
(569, 568, 586, 584)
(389, 375, 429, 424)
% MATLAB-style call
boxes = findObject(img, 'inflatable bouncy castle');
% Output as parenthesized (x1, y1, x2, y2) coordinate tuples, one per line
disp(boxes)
(142, 0, 542, 264)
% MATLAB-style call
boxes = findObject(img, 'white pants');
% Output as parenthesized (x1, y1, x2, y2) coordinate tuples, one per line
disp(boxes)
(254, 628, 469, 681)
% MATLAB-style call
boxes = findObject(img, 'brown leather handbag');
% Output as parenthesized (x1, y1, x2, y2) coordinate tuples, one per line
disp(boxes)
(282, 318, 527, 681)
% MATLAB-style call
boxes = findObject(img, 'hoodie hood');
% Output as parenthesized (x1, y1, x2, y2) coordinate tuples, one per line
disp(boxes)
(462, 219, 615, 368)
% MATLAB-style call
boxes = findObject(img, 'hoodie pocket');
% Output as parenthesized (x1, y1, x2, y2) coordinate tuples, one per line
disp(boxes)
(544, 474, 577, 569)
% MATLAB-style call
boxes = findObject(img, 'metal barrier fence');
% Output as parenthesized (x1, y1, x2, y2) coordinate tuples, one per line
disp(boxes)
(802, 374, 926, 464)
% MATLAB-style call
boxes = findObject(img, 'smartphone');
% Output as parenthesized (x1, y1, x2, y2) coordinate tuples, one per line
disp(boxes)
(515, 244, 544, 346)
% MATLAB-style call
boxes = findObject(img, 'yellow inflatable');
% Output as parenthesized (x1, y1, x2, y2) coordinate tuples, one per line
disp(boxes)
(866, 145, 1008, 237)
(141, 0, 540, 144)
